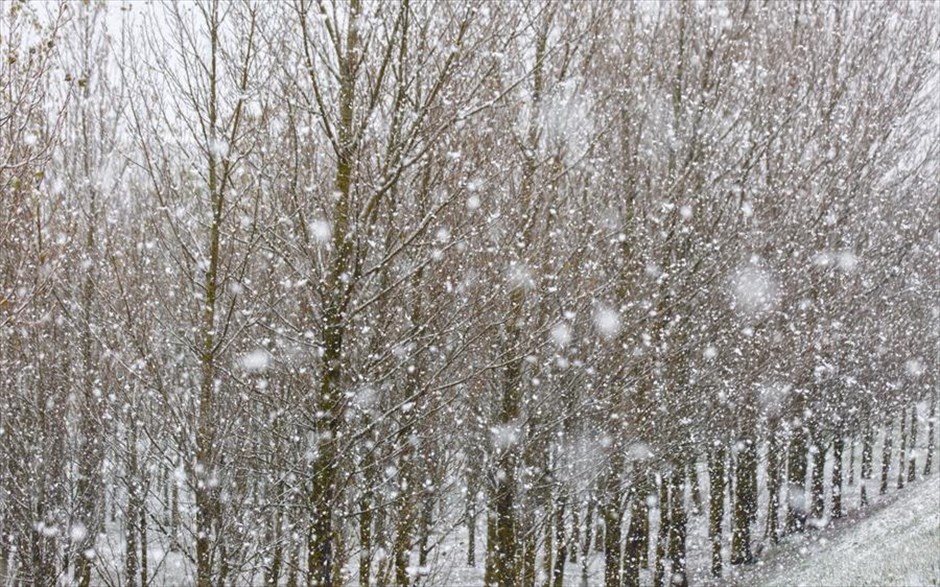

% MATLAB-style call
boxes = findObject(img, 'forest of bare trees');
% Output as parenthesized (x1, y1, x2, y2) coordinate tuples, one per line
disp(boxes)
(1, 1, 938, 586)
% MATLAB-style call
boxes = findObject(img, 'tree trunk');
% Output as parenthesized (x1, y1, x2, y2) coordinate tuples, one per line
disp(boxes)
(765, 431, 782, 544)
(926, 395, 936, 476)
(140, 494, 148, 587)
(731, 439, 756, 564)
(861, 425, 874, 506)
(570, 507, 579, 564)
(467, 491, 477, 567)
(810, 437, 826, 524)
(687, 459, 703, 516)
(785, 425, 808, 534)
(831, 435, 843, 519)
(602, 490, 623, 587)
(492, 462, 519, 587)
(551, 494, 567, 587)
(897, 408, 907, 490)
(708, 445, 726, 577)
(623, 466, 650, 587)
(358, 445, 374, 586)
(393, 501, 412, 587)
(847, 435, 856, 487)
(667, 469, 688, 587)
(286, 538, 300, 587)
(484, 510, 497, 587)
(861, 425, 874, 480)
(880, 417, 893, 495)
(907, 404, 917, 483)
(652, 476, 668, 587)
(125, 424, 140, 587)
(521, 519, 536, 587)
(418, 494, 433, 568)
(580, 494, 595, 587)
(264, 508, 283, 586)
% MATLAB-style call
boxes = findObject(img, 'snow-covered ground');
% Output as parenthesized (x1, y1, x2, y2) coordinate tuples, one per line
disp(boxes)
(737, 473, 940, 587)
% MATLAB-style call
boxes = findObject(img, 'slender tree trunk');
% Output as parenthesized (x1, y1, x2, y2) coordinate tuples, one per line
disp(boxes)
(623, 466, 650, 587)
(195, 11, 227, 586)
(264, 508, 283, 586)
(861, 425, 874, 479)
(551, 494, 566, 587)
(925, 395, 936, 476)
(125, 424, 140, 587)
(359, 443, 374, 586)
(847, 434, 856, 487)
(493, 469, 520, 587)
(861, 425, 874, 506)
(731, 439, 756, 564)
(810, 437, 826, 523)
(897, 408, 908, 490)
(687, 459, 702, 516)
(393, 500, 412, 587)
(786, 425, 808, 533)
(580, 494, 595, 587)
(653, 476, 668, 587)
(907, 404, 917, 483)
(765, 431, 782, 544)
(880, 417, 893, 495)
(492, 316, 523, 587)
(543, 506, 553, 586)
(831, 435, 843, 519)
(304, 0, 363, 582)
(569, 508, 579, 564)
(708, 445, 726, 577)
(419, 493, 433, 567)
(602, 484, 623, 587)
(521, 516, 536, 587)
(467, 491, 476, 567)
(286, 538, 300, 587)
(667, 468, 688, 587)
(140, 495, 148, 587)
(484, 510, 496, 587)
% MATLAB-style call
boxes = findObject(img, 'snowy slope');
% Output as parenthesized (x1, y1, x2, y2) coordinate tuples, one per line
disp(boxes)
(734, 474, 940, 587)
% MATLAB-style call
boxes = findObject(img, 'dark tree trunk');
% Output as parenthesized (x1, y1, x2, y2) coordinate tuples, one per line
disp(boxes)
(907, 404, 917, 483)
(484, 511, 496, 587)
(125, 423, 141, 587)
(570, 507, 579, 564)
(880, 417, 893, 495)
(521, 517, 536, 587)
(831, 435, 844, 519)
(667, 469, 688, 587)
(543, 508, 553, 586)
(467, 491, 477, 567)
(359, 449, 374, 586)
(687, 458, 703, 516)
(861, 425, 874, 506)
(861, 425, 874, 480)
(623, 466, 650, 587)
(847, 434, 856, 487)
(785, 425, 808, 534)
(602, 493, 623, 587)
(810, 437, 826, 524)
(731, 439, 756, 564)
(765, 431, 782, 544)
(653, 477, 668, 587)
(897, 408, 907, 490)
(708, 445, 726, 577)
(580, 493, 595, 587)
(926, 395, 936, 476)
(551, 494, 567, 587)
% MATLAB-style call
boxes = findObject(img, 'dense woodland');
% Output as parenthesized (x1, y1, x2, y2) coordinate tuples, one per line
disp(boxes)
(1, 1, 938, 586)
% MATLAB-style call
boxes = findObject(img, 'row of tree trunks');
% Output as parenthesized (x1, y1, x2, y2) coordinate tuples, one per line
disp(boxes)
(470, 401, 929, 587)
